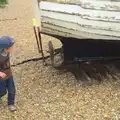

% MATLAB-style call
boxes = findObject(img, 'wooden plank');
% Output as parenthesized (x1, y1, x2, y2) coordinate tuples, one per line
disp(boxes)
(41, 18, 120, 37)
(41, 17, 120, 32)
(41, 28, 84, 39)
(69, 0, 120, 12)
(42, 23, 120, 38)
(40, 11, 120, 38)
(41, 25, 120, 40)
(40, 0, 120, 11)
(41, 11, 120, 31)
(40, 2, 120, 23)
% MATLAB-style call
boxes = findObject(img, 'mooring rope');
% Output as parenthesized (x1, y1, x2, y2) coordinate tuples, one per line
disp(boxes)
(11, 51, 60, 67)
(11, 55, 50, 67)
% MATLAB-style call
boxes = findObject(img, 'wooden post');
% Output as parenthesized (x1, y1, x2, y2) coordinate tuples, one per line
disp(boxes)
(37, 0, 46, 65)
(33, 0, 41, 53)
(33, 0, 46, 65)
(37, 27, 46, 65)
(33, 26, 41, 53)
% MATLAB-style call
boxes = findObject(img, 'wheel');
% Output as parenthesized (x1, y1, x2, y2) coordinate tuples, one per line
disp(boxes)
(48, 41, 54, 66)
(48, 41, 64, 68)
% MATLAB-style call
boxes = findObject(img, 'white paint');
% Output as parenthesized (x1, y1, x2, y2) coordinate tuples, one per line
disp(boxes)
(116, 16, 120, 19)
(42, 27, 120, 40)
(33, 0, 41, 27)
(42, 18, 120, 36)
(41, 11, 120, 31)
(64, 0, 120, 11)
(40, 2, 120, 20)
(34, 1, 120, 40)
(42, 23, 120, 38)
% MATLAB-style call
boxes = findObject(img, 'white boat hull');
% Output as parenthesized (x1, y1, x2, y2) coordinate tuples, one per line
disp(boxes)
(34, 0, 120, 40)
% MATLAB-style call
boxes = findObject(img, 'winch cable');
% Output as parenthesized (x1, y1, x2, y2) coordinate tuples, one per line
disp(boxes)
(11, 50, 60, 67)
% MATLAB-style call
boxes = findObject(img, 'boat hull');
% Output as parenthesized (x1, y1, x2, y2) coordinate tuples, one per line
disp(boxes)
(38, 0, 120, 40)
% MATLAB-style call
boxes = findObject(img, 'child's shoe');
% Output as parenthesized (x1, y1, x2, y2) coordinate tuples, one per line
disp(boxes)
(8, 105, 16, 112)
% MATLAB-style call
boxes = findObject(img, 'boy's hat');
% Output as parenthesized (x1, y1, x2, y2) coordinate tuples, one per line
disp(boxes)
(0, 36, 14, 49)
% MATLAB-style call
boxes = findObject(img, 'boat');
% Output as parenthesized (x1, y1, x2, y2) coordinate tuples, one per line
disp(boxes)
(33, 0, 120, 66)
(33, 0, 120, 40)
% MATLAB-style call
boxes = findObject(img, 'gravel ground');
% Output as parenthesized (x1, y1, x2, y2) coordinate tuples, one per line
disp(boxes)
(0, 0, 120, 120)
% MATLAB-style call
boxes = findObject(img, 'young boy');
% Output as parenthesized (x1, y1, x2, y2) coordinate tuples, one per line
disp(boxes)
(0, 36, 16, 112)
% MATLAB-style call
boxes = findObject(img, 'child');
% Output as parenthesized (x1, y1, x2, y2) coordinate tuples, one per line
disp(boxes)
(0, 36, 16, 112)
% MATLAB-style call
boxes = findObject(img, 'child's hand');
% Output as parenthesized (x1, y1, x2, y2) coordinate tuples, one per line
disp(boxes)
(0, 72, 6, 79)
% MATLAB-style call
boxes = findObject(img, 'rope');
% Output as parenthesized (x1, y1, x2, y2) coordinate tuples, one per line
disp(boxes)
(11, 55, 50, 67)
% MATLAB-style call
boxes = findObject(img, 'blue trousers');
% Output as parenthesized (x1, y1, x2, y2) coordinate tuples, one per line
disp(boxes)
(0, 76, 16, 105)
